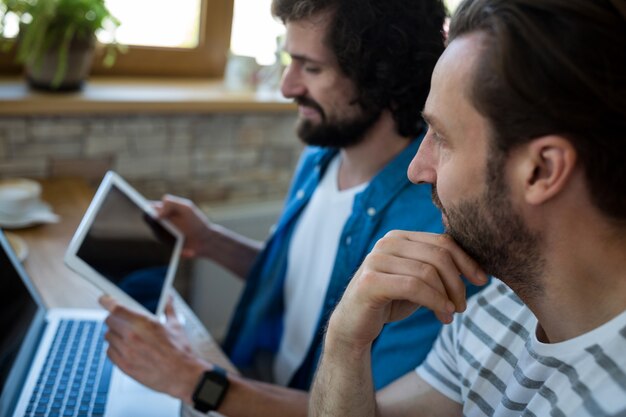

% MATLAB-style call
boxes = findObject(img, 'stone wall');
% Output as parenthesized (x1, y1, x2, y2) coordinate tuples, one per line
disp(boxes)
(0, 113, 302, 205)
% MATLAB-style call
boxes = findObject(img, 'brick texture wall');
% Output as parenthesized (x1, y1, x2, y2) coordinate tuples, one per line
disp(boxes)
(0, 113, 302, 205)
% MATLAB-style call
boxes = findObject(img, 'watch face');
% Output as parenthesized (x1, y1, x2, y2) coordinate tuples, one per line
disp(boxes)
(198, 379, 224, 404)
(193, 368, 229, 412)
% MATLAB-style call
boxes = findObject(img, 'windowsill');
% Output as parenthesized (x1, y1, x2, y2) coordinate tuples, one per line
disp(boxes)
(0, 76, 297, 115)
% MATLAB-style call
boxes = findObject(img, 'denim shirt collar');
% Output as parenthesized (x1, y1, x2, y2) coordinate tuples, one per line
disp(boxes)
(275, 127, 425, 234)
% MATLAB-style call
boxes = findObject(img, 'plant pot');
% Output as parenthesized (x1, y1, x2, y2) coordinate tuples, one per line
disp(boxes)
(25, 36, 95, 92)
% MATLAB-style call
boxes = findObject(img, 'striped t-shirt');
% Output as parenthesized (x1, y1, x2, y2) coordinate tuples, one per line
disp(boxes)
(416, 279, 626, 416)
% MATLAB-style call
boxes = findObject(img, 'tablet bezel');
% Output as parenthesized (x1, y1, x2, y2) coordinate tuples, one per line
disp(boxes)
(64, 171, 183, 317)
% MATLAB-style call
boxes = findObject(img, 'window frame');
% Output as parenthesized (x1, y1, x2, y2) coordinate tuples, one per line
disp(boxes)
(0, 0, 234, 78)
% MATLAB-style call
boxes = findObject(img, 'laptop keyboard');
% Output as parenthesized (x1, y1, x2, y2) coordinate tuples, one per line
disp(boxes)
(25, 320, 112, 417)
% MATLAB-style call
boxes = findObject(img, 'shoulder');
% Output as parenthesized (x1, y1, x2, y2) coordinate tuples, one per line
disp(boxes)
(296, 146, 336, 167)
(287, 147, 337, 197)
(371, 182, 443, 233)
(463, 278, 527, 318)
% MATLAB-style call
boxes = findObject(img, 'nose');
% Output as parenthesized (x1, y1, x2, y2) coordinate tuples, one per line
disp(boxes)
(408, 133, 437, 185)
(280, 63, 306, 99)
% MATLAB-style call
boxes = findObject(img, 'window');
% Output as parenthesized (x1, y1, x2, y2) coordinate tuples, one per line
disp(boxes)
(0, 0, 234, 78)
(230, 0, 284, 66)
(91, 0, 234, 77)
(229, 0, 463, 67)
(99, 0, 202, 48)
(1, 0, 462, 78)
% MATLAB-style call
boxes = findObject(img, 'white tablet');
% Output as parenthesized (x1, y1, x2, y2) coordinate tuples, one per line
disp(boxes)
(65, 171, 183, 317)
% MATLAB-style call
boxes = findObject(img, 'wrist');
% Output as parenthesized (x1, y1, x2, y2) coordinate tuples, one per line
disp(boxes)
(190, 364, 230, 413)
(204, 222, 227, 251)
(325, 313, 373, 361)
(193, 222, 221, 259)
(178, 362, 210, 405)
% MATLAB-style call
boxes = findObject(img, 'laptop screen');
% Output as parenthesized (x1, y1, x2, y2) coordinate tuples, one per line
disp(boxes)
(0, 231, 43, 415)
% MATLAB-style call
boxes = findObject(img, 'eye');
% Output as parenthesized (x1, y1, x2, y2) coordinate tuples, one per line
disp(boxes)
(426, 127, 443, 144)
(304, 66, 321, 74)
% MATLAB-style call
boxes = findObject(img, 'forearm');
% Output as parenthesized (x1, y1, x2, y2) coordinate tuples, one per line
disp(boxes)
(181, 369, 309, 417)
(218, 374, 309, 417)
(200, 222, 264, 280)
(310, 316, 378, 417)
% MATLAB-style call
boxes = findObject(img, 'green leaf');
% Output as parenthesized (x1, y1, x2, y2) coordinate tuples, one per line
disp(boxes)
(1, 0, 122, 85)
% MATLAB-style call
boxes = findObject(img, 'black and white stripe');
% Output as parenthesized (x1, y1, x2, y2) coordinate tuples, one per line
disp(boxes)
(417, 279, 626, 416)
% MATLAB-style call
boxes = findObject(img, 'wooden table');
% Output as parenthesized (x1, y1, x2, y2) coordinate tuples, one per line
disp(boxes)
(13, 178, 102, 308)
(11, 177, 236, 375)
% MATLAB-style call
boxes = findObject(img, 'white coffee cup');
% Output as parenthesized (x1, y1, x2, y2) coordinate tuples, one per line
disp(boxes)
(0, 178, 43, 217)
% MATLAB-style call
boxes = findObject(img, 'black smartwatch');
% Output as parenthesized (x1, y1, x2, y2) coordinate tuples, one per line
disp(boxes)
(192, 365, 230, 413)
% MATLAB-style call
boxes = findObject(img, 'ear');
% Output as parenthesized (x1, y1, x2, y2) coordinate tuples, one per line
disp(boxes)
(522, 136, 577, 205)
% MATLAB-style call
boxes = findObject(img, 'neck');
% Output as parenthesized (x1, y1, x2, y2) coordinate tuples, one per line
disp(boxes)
(518, 199, 626, 343)
(336, 111, 410, 190)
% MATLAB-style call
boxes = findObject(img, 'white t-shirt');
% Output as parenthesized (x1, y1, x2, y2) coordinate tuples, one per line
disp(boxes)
(273, 155, 367, 386)
(417, 279, 626, 416)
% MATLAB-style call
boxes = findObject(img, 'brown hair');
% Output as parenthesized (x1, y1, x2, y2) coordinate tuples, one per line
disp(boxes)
(449, 0, 626, 221)
(272, 0, 447, 138)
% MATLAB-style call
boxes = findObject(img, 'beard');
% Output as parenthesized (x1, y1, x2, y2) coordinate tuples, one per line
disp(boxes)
(431, 149, 545, 298)
(294, 95, 382, 148)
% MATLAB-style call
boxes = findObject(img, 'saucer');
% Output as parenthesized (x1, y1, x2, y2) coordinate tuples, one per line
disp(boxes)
(0, 200, 60, 229)
(5, 231, 28, 261)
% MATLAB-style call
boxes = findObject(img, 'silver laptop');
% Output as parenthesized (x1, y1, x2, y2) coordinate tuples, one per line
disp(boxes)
(0, 229, 181, 417)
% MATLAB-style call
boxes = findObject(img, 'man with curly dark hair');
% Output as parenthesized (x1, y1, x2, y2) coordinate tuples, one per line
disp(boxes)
(97, 1, 483, 416)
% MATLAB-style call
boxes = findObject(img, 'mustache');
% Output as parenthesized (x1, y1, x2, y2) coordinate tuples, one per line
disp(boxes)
(294, 96, 325, 118)
(431, 185, 444, 212)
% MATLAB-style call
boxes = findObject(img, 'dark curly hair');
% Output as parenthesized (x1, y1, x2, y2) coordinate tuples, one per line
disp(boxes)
(272, 0, 447, 138)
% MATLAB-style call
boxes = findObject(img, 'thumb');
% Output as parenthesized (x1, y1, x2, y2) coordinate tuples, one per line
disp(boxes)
(165, 295, 178, 323)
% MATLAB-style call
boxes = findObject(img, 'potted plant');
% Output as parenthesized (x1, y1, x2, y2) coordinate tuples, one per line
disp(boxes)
(0, 0, 122, 91)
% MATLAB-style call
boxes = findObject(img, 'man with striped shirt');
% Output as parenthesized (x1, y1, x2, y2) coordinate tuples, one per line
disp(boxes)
(310, 0, 626, 416)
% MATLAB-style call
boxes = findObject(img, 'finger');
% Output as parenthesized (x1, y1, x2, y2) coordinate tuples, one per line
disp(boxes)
(382, 231, 488, 310)
(100, 298, 140, 322)
(162, 194, 192, 209)
(181, 248, 197, 258)
(370, 237, 466, 310)
(405, 232, 488, 285)
(104, 327, 126, 353)
(359, 271, 456, 317)
(156, 195, 178, 219)
(100, 295, 140, 334)
(99, 294, 117, 312)
(362, 252, 449, 302)
(102, 302, 147, 338)
(164, 297, 179, 324)
(394, 274, 456, 315)
(106, 342, 132, 374)
(434, 310, 454, 325)
(152, 200, 163, 214)
(404, 242, 467, 311)
(104, 328, 138, 373)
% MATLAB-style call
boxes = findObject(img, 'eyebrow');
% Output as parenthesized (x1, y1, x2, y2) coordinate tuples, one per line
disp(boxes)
(421, 111, 449, 137)
(287, 52, 326, 66)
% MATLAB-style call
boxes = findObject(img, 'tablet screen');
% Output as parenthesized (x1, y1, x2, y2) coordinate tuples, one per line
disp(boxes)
(75, 184, 177, 314)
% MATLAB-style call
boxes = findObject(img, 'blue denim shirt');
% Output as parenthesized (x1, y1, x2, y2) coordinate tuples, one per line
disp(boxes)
(222, 129, 483, 390)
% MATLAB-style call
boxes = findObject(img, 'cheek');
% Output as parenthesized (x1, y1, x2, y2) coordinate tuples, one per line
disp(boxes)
(436, 159, 479, 207)
(434, 170, 458, 206)
(325, 79, 359, 113)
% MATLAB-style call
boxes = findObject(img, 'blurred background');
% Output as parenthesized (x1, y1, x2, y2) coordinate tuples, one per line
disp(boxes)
(0, 0, 462, 340)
